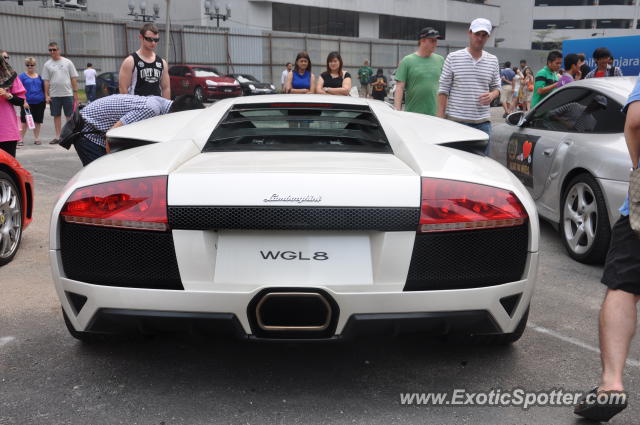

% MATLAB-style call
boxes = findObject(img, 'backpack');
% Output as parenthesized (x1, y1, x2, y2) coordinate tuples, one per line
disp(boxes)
(59, 110, 103, 150)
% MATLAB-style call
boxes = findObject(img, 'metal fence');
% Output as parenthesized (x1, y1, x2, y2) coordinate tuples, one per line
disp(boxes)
(0, 3, 549, 88)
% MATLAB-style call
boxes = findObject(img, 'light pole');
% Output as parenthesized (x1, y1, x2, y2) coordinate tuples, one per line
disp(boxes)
(204, 1, 231, 28)
(128, 0, 160, 22)
(165, 0, 170, 63)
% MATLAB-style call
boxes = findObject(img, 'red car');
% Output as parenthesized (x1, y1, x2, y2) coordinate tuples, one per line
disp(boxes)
(0, 149, 34, 266)
(169, 65, 242, 102)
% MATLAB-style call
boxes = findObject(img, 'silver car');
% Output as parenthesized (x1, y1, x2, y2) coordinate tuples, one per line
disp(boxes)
(491, 77, 635, 264)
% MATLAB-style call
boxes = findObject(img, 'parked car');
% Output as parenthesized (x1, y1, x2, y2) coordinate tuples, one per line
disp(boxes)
(0, 149, 34, 266)
(95, 72, 119, 99)
(169, 65, 241, 102)
(491, 77, 635, 264)
(51, 95, 538, 344)
(227, 73, 277, 96)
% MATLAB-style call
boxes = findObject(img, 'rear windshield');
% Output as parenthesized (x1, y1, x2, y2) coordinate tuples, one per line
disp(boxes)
(203, 103, 391, 153)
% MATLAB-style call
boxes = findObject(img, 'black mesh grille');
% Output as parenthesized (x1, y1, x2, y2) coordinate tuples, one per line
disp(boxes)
(404, 224, 529, 291)
(168, 206, 420, 231)
(60, 222, 183, 290)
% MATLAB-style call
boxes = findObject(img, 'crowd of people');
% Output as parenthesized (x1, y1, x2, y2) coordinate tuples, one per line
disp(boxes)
(0, 18, 630, 164)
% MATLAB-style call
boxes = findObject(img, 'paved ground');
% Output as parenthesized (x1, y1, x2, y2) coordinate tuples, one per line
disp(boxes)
(1, 106, 639, 425)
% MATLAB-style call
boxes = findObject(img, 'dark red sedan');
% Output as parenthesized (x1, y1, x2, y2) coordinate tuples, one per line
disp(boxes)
(0, 149, 33, 266)
(169, 65, 242, 102)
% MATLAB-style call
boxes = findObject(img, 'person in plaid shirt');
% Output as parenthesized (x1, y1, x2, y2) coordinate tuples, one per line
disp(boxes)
(76, 94, 203, 166)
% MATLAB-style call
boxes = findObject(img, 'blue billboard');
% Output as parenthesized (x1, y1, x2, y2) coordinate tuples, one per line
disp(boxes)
(563, 35, 640, 77)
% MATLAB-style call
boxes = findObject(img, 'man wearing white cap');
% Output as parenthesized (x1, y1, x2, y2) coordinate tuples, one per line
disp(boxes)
(437, 18, 501, 155)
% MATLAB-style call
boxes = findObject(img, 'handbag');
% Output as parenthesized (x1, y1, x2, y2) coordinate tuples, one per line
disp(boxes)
(629, 167, 640, 236)
(59, 110, 102, 150)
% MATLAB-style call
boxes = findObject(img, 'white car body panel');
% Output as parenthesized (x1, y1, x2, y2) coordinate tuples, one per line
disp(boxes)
(50, 94, 540, 340)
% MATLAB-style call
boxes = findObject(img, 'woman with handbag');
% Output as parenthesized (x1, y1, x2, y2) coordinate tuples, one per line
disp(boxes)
(19, 57, 46, 145)
(0, 53, 26, 157)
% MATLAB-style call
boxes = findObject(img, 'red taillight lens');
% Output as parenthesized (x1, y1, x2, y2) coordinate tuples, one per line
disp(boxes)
(61, 176, 168, 231)
(419, 178, 528, 232)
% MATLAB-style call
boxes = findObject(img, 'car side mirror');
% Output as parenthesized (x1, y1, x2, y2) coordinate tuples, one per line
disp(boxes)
(184, 72, 192, 77)
(506, 111, 526, 127)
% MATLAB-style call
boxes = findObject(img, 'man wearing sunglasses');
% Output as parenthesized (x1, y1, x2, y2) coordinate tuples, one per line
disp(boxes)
(42, 41, 79, 144)
(118, 23, 170, 99)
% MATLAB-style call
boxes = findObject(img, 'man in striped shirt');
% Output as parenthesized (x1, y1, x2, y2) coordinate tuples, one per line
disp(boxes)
(437, 18, 500, 155)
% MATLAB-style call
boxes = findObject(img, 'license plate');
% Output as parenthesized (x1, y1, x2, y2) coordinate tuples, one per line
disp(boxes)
(224, 88, 232, 92)
(214, 232, 373, 285)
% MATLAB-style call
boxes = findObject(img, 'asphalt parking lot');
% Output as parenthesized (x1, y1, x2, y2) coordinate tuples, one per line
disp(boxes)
(1, 105, 639, 425)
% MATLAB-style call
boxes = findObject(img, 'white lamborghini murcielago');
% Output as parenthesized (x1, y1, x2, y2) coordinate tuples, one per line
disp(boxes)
(50, 95, 539, 343)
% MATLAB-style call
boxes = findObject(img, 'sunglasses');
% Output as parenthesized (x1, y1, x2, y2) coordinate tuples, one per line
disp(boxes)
(48, 48, 58, 52)
(143, 36, 160, 43)
(26, 64, 35, 67)
(2, 56, 9, 60)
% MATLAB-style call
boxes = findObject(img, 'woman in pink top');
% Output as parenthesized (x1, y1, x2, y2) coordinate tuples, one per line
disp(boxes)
(0, 54, 26, 157)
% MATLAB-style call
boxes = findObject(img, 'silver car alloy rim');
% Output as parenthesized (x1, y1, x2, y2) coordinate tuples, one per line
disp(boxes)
(0, 178, 22, 260)
(563, 182, 597, 255)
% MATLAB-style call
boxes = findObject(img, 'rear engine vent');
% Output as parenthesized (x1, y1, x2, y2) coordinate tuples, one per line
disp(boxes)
(404, 225, 528, 291)
(168, 206, 420, 231)
(60, 222, 183, 290)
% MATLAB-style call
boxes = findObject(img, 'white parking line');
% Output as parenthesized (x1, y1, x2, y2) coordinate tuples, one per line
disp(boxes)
(0, 336, 16, 347)
(528, 323, 640, 368)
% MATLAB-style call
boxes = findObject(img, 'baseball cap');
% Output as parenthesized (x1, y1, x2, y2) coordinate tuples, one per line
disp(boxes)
(418, 27, 440, 40)
(469, 18, 492, 35)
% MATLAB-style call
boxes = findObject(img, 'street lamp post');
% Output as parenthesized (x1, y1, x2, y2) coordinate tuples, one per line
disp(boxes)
(204, 1, 231, 28)
(128, 0, 160, 22)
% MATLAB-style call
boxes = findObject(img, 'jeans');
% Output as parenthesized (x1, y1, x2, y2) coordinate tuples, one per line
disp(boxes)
(75, 135, 106, 166)
(85, 85, 96, 103)
(462, 121, 492, 156)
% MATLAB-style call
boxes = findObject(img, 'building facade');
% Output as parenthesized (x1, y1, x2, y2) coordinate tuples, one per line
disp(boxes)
(86, 0, 503, 47)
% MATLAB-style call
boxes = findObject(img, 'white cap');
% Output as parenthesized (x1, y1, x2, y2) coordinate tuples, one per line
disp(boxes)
(469, 18, 492, 35)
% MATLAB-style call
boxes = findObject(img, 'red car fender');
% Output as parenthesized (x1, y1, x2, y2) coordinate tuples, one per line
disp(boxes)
(0, 149, 34, 230)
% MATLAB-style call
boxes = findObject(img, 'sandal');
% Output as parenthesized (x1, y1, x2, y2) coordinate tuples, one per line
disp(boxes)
(34, 140, 42, 145)
(17, 140, 24, 147)
(574, 387, 628, 422)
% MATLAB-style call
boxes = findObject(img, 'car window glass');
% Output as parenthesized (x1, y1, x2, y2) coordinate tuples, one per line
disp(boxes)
(529, 88, 591, 132)
(192, 68, 220, 77)
(588, 94, 625, 133)
(236, 75, 257, 83)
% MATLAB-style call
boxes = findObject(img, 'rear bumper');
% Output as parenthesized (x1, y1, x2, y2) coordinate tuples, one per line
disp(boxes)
(83, 308, 500, 341)
(51, 249, 538, 339)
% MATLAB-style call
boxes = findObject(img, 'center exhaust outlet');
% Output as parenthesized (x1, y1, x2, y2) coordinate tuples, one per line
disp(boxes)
(249, 289, 339, 339)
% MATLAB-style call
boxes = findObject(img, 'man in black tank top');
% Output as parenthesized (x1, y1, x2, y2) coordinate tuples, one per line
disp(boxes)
(118, 23, 170, 99)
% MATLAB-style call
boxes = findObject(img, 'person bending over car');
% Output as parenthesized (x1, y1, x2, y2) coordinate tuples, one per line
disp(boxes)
(75, 94, 203, 166)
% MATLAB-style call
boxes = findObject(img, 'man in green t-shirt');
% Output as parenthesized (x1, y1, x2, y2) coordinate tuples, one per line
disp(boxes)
(394, 27, 444, 116)
(358, 61, 373, 98)
(531, 50, 562, 108)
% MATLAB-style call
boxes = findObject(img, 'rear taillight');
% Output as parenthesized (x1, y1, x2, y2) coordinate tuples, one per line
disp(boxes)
(419, 178, 528, 233)
(61, 176, 168, 231)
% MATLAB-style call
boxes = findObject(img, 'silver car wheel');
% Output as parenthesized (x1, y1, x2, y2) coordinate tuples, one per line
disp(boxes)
(0, 178, 22, 260)
(563, 182, 597, 255)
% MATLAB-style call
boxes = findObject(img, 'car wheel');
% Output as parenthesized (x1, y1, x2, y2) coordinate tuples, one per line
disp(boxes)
(62, 307, 109, 343)
(560, 173, 611, 264)
(194, 86, 204, 103)
(0, 171, 22, 266)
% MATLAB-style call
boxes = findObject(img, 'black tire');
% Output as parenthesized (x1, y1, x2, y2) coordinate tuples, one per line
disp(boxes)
(194, 86, 204, 103)
(0, 171, 23, 267)
(62, 308, 109, 344)
(560, 173, 611, 264)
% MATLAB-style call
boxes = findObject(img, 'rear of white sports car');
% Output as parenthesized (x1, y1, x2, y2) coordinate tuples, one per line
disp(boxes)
(50, 96, 539, 343)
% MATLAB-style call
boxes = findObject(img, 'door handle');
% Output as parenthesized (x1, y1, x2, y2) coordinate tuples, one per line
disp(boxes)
(543, 148, 553, 156)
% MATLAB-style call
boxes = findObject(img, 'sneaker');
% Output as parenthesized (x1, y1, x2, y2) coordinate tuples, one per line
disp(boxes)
(49, 138, 59, 145)
(17, 140, 24, 147)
